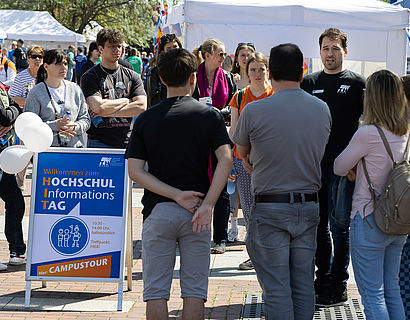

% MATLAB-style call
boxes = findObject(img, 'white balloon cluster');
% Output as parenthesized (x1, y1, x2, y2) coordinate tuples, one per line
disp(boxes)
(0, 112, 53, 174)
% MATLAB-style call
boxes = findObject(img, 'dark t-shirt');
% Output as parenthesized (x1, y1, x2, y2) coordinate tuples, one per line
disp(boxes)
(80, 59, 95, 80)
(74, 54, 87, 72)
(301, 69, 365, 164)
(81, 63, 146, 148)
(125, 96, 231, 219)
(13, 47, 28, 69)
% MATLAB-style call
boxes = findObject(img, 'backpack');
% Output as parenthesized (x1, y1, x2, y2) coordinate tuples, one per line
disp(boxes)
(362, 125, 410, 235)
(0, 84, 17, 150)
(236, 88, 245, 114)
(1, 57, 9, 76)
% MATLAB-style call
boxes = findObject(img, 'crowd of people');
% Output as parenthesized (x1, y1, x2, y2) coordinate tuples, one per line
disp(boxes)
(0, 26, 409, 320)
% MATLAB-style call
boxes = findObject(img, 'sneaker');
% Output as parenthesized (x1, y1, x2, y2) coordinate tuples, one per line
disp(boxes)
(227, 227, 239, 242)
(9, 253, 26, 266)
(211, 242, 226, 254)
(315, 289, 348, 307)
(0, 263, 7, 271)
(239, 258, 254, 270)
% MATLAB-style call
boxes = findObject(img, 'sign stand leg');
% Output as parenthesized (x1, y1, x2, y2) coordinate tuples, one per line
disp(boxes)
(117, 282, 124, 311)
(41, 281, 47, 288)
(126, 181, 133, 291)
(24, 281, 31, 308)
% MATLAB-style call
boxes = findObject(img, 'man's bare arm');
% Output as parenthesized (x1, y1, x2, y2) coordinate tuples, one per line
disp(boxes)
(107, 95, 147, 117)
(237, 144, 250, 159)
(128, 158, 204, 213)
(10, 96, 26, 106)
(86, 95, 129, 116)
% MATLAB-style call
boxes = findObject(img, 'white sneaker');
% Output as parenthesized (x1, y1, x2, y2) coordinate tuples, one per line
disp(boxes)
(227, 227, 239, 242)
(0, 263, 7, 271)
(9, 254, 26, 266)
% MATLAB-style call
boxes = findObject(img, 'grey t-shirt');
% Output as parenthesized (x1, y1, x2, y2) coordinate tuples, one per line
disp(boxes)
(233, 88, 331, 195)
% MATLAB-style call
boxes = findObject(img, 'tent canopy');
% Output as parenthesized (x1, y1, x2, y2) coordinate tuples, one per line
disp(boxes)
(165, 0, 410, 75)
(0, 10, 85, 43)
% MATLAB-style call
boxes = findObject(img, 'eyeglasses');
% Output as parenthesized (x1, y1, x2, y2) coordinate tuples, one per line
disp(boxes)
(218, 52, 228, 58)
(237, 42, 255, 49)
(30, 55, 43, 60)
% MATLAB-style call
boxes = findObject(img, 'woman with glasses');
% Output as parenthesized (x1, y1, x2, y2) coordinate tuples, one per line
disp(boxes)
(146, 33, 182, 108)
(334, 70, 409, 320)
(24, 49, 90, 148)
(9, 46, 44, 107)
(192, 38, 237, 254)
(231, 43, 255, 90)
(229, 53, 273, 270)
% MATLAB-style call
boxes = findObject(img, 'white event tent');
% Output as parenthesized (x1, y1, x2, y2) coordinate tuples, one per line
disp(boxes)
(164, 0, 410, 75)
(0, 10, 85, 49)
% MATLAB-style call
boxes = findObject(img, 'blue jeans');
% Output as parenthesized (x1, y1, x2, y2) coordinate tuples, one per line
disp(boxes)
(316, 162, 350, 291)
(87, 139, 113, 148)
(246, 201, 320, 320)
(350, 213, 406, 320)
(0, 172, 26, 255)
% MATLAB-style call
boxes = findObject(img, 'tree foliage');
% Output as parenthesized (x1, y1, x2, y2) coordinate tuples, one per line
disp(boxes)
(0, 0, 160, 46)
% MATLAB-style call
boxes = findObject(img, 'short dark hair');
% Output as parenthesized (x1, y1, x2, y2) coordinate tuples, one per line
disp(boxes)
(157, 48, 197, 87)
(319, 28, 347, 50)
(269, 43, 303, 82)
(96, 28, 124, 48)
(77, 47, 83, 53)
(17, 39, 24, 44)
(158, 34, 182, 54)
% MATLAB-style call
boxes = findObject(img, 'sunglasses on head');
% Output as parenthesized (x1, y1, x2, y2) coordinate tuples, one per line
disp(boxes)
(238, 42, 255, 49)
(30, 55, 43, 60)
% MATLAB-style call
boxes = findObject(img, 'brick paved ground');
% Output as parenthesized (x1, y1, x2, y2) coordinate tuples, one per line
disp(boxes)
(0, 169, 361, 319)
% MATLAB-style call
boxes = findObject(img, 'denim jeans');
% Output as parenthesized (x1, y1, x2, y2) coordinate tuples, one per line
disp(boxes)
(315, 162, 350, 291)
(0, 172, 26, 255)
(246, 201, 320, 320)
(87, 139, 113, 149)
(350, 213, 406, 320)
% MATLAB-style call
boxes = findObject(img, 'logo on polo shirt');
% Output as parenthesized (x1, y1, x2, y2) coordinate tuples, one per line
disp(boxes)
(337, 85, 350, 94)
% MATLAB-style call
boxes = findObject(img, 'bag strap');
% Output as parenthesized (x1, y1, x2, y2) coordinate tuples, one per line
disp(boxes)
(403, 133, 410, 162)
(375, 125, 395, 163)
(361, 157, 377, 205)
(237, 88, 244, 115)
(44, 83, 63, 146)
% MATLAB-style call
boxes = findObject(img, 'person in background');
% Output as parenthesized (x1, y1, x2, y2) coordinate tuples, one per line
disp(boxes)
(24, 49, 90, 148)
(231, 42, 256, 90)
(79, 41, 100, 79)
(142, 57, 149, 83)
(193, 38, 237, 254)
(0, 82, 26, 270)
(226, 42, 256, 245)
(65, 45, 75, 81)
(8, 41, 17, 62)
(148, 52, 154, 60)
(80, 28, 146, 149)
(400, 75, 410, 320)
(13, 39, 28, 73)
(74, 47, 87, 84)
(10, 46, 44, 107)
(0, 44, 17, 88)
(146, 34, 182, 108)
(228, 52, 274, 270)
(334, 70, 409, 320)
(301, 28, 366, 306)
(126, 48, 143, 75)
(9, 45, 44, 190)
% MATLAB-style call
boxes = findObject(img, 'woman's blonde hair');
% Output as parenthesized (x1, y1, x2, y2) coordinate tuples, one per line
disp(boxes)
(362, 69, 409, 136)
(192, 38, 224, 67)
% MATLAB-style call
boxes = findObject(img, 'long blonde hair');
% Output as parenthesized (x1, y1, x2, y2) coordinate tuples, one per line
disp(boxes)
(192, 38, 224, 67)
(362, 70, 409, 136)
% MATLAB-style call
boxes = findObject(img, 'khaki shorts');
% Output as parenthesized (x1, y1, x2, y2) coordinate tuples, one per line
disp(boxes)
(142, 202, 211, 301)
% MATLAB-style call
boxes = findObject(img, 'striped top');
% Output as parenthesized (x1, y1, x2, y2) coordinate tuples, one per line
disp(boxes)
(9, 68, 35, 99)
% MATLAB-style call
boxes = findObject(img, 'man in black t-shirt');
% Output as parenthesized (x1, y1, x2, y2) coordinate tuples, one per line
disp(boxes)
(301, 28, 366, 306)
(13, 39, 28, 73)
(125, 48, 232, 320)
(81, 28, 146, 148)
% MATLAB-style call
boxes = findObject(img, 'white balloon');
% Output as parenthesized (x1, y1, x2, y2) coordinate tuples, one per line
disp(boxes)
(14, 112, 44, 140)
(22, 122, 53, 153)
(0, 145, 33, 174)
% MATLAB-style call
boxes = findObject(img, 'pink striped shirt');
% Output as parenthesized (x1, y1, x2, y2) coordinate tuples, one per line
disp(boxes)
(334, 125, 409, 219)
